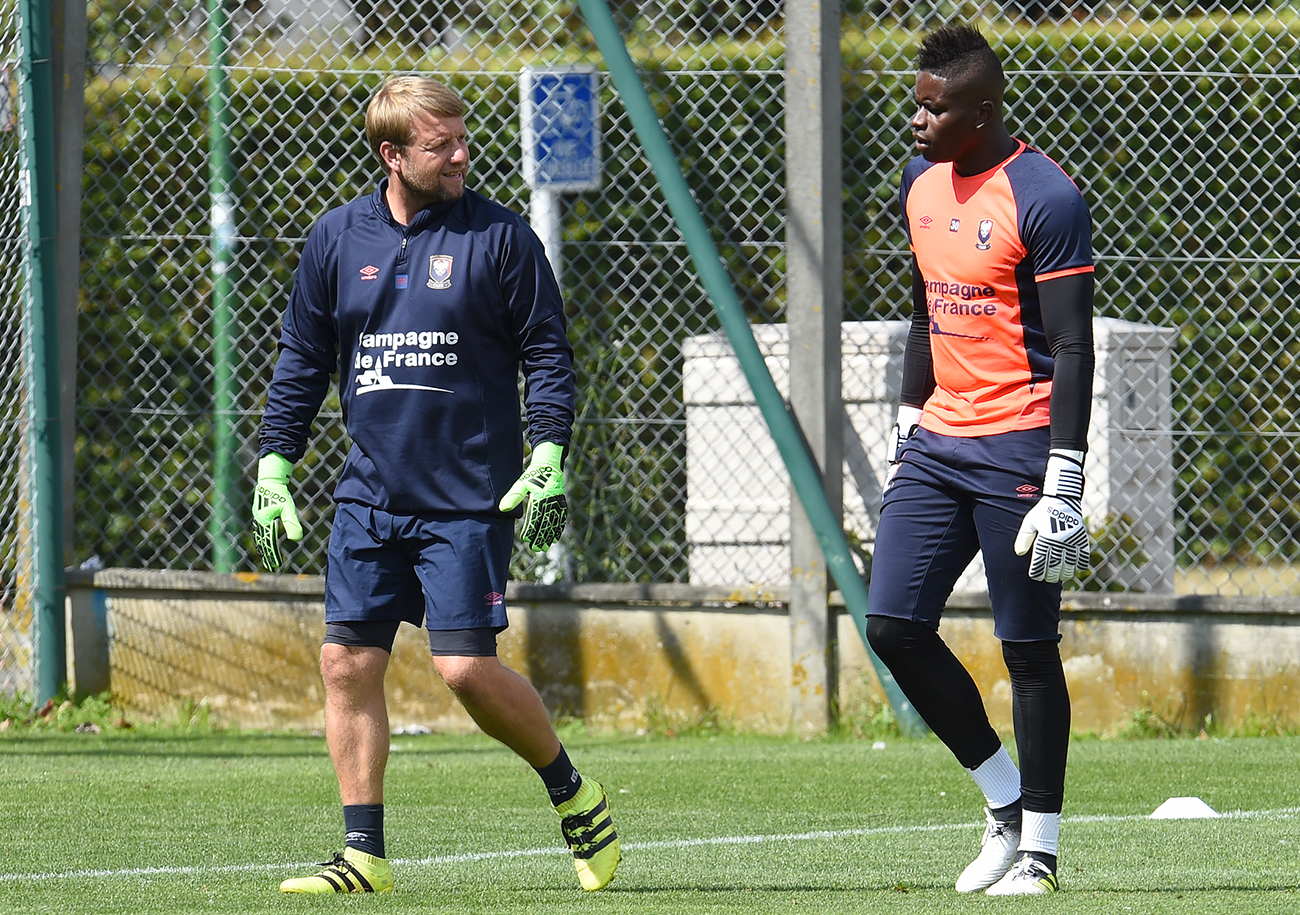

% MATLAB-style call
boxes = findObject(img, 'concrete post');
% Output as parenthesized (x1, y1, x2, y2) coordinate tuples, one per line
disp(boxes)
(784, 0, 842, 733)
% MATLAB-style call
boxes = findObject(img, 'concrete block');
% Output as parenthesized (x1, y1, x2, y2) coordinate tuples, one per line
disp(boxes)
(685, 318, 1177, 592)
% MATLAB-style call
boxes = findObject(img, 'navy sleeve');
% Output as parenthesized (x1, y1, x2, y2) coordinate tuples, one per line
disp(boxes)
(1040, 272, 1095, 452)
(1015, 150, 1094, 278)
(258, 221, 339, 461)
(1013, 151, 1095, 452)
(501, 218, 575, 449)
(900, 259, 935, 409)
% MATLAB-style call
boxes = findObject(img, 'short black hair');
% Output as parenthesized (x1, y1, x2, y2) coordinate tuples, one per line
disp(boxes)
(916, 24, 1004, 89)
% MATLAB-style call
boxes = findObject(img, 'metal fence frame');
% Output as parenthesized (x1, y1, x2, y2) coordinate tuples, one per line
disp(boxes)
(2, 3, 1296, 705)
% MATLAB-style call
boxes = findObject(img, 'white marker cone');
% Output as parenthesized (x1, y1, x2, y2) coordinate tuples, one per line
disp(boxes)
(1150, 796, 1220, 819)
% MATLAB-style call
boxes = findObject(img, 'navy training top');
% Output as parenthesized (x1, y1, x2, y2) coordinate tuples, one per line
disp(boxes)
(259, 182, 576, 517)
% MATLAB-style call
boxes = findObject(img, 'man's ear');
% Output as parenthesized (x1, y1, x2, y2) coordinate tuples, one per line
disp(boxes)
(378, 140, 402, 172)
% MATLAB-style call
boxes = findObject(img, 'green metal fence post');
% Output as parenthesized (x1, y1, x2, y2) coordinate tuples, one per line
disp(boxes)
(207, 0, 239, 571)
(19, 0, 68, 703)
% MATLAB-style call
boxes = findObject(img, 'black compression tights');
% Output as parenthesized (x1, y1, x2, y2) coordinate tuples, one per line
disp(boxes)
(1002, 638, 1070, 813)
(866, 616, 1070, 813)
(866, 616, 1001, 769)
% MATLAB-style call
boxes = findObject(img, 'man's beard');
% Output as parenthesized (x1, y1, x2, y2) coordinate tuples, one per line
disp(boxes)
(408, 171, 464, 204)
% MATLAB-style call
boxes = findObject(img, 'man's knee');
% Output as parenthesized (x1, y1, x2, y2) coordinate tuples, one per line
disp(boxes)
(320, 643, 388, 691)
(1001, 639, 1064, 680)
(867, 615, 936, 664)
(433, 654, 493, 697)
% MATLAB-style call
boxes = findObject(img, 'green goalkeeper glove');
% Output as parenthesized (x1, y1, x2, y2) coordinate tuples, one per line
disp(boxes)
(498, 441, 567, 552)
(252, 452, 303, 571)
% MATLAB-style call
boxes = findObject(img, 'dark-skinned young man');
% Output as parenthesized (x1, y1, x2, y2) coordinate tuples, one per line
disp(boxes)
(866, 24, 1095, 896)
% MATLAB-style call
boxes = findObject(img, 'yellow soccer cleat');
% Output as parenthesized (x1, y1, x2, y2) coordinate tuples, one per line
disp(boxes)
(279, 847, 394, 894)
(555, 779, 621, 891)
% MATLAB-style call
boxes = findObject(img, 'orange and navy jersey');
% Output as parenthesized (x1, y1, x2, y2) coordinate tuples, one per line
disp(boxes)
(900, 141, 1094, 436)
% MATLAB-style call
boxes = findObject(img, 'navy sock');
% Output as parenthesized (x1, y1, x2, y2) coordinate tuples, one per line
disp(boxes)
(343, 804, 385, 858)
(1024, 850, 1057, 873)
(991, 798, 1023, 827)
(535, 746, 582, 807)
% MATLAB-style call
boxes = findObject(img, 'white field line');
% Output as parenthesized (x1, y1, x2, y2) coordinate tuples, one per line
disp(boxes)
(3, 806, 1297, 884)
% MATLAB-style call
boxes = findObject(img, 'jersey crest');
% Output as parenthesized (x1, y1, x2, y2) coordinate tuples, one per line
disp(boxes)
(427, 254, 454, 289)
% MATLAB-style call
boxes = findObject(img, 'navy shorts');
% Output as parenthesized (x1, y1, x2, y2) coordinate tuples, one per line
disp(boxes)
(323, 620, 502, 657)
(867, 426, 1063, 643)
(324, 502, 513, 632)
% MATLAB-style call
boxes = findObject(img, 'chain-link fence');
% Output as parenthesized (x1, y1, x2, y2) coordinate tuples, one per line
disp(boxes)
(70, 1, 1300, 598)
(0, 0, 34, 697)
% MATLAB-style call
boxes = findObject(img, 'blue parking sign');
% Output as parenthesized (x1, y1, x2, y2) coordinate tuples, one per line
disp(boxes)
(520, 67, 602, 191)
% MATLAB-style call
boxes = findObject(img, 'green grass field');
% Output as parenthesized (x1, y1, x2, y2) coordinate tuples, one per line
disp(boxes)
(2, 730, 1297, 914)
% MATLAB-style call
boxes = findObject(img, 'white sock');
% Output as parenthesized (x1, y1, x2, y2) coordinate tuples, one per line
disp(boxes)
(966, 746, 1021, 811)
(1020, 810, 1061, 856)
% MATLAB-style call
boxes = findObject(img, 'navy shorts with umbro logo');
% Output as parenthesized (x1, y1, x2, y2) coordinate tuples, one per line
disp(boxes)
(867, 425, 1064, 643)
(324, 501, 513, 632)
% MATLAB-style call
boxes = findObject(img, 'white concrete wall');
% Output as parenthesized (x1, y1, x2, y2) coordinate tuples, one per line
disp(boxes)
(684, 318, 1177, 592)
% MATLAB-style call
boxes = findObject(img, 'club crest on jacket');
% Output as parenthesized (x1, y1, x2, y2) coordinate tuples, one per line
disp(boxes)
(427, 255, 454, 289)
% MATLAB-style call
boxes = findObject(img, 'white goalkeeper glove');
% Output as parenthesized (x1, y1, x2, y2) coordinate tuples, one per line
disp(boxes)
(885, 404, 924, 488)
(1014, 448, 1091, 583)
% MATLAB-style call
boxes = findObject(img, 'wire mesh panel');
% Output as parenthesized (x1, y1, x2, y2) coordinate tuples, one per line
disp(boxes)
(0, 0, 34, 696)
(73, 1, 1300, 596)
(842, 2, 1300, 597)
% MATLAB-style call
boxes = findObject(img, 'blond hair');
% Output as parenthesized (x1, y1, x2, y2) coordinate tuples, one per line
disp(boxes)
(365, 76, 467, 164)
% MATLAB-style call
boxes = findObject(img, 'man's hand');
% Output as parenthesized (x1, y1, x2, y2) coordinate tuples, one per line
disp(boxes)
(253, 452, 304, 571)
(885, 404, 924, 488)
(1014, 449, 1091, 583)
(499, 442, 567, 552)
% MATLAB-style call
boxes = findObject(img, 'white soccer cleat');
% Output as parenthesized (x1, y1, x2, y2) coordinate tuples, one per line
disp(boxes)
(985, 854, 1059, 895)
(954, 806, 1021, 893)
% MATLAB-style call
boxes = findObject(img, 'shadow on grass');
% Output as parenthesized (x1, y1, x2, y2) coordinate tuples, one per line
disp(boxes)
(0, 732, 521, 760)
